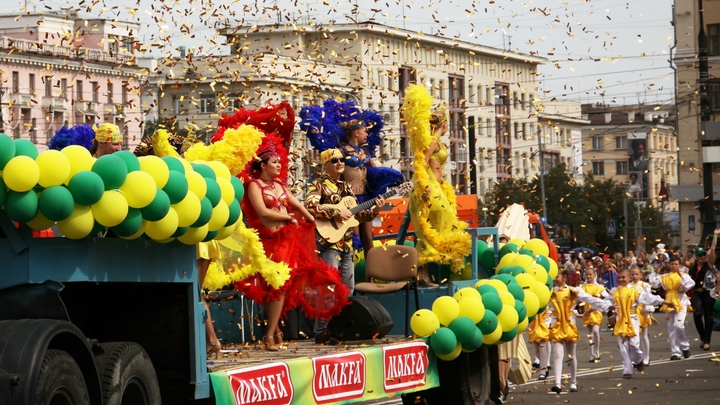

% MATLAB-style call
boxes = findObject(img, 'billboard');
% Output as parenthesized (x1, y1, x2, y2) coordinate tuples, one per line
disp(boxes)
(627, 132, 648, 199)
(571, 130, 583, 179)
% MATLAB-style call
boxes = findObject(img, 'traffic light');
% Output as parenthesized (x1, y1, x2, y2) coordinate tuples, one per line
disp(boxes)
(617, 216, 626, 229)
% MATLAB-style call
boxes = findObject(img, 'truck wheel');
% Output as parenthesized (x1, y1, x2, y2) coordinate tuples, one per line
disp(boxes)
(97, 342, 161, 405)
(34, 349, 91, 405)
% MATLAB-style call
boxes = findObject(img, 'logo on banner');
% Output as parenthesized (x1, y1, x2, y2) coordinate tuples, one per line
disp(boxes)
(227, 363, 294, 405)
(311, 351, 366, 404)
(382, 342, 429, 392)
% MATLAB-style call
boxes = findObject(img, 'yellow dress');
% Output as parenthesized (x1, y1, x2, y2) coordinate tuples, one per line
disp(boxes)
(197, 241, 221, 261)
(612, 286, 641, 338)
(549, 287, 579, 342)
(528, 307, 550, 343)
(633, 282, 652, 328)
(580, 283, 606, 327)
(660, 273, 683, 312)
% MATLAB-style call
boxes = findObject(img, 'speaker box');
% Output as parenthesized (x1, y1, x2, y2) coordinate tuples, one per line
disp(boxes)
(327, 296, 394, 341)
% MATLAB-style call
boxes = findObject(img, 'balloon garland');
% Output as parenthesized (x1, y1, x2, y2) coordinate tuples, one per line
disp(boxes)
(411, 238, 558, 360)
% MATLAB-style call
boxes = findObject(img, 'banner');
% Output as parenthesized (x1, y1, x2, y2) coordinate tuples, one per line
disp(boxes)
(571, 130, 583, 179)
(627, 132, 648, 198)
(210, 341, 439, 405)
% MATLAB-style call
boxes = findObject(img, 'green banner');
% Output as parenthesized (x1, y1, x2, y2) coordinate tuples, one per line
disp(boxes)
(210, 341, 439, 405)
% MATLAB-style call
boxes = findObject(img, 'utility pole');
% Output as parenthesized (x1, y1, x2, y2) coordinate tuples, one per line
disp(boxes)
(698, 0, 716, 247)
(537, 128, 548, 222)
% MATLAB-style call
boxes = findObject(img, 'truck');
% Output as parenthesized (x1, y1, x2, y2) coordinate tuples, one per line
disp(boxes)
(0, 207, 502, 405)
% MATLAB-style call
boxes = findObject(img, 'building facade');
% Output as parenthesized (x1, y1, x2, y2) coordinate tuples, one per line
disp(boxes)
(0, 13, 144, 151)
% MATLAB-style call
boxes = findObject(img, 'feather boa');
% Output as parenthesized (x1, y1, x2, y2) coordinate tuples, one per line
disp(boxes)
(403, 84, 470, 272)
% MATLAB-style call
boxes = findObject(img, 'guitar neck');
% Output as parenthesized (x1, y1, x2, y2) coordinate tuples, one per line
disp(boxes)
(351, 188, 398, 215)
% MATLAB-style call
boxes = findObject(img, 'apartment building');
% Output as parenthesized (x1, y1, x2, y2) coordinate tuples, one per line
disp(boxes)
(0, 13, 143, 151)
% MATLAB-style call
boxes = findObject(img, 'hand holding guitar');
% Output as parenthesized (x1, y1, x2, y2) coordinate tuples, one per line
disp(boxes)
(337, 209, 353, 222)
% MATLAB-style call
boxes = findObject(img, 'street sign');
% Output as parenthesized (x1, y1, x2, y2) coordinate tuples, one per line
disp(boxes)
(689, 214, 696, 232)
(607, 220, 616, 236)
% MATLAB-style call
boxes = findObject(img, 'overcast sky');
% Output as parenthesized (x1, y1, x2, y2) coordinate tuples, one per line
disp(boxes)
(2, 0, 676, 107)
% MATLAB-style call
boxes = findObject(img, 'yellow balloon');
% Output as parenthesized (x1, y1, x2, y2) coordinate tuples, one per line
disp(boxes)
(507, 238, 525, 247)
(523, 290, 540, 318)
(517, 317, 529, 334)
(514, 273, 537, 294)
(186, 171, 207, 200)
(216, 177, 235, 207)
(474, 279, 490, 289)
(497, 252, 518, 270)
(139, 155, 170, 188)
(410, 309, 441, 337)
(145, 208, 179, 240)
(454, 287, 482, 302)
(524, 238, 549, 257)
(482, 325, 502, 345)
(548, 258, 559, 279)
(177, 224, 209, 245)
(4, 156, 40, 192)
(215, 225, 235, 241)
(207, 200, 230, 232)
(512, 255, 535, 272)
(497, 305, 519, 332)
(436, 343, 462, 361)
(531, 263, 548, 284)
(92, 190, 129, 227)
(173, 193, 201, 227)
(535, 282, 552, 308)
(36, 150, 71, 188)
(206, 161, 232, 181)
(27, 211, 55, 231)
(432, 296, 460, 327)
(179, 158, 193, 173)
(498, 290, 516, 307)
(155, 237, 176, 244)
(120, 171, 157, 208)
(486, 279, 508, 292)
(118, 222, 147, 240)
(61, 145, 94, 182)
(458, 297, 485, 324)
(57, 205, 95, 239)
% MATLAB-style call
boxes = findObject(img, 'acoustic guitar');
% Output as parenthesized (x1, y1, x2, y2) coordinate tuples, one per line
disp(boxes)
(315, 182, 413, 243)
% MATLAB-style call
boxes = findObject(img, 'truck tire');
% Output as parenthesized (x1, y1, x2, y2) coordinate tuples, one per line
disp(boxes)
(34, 349, 91, 405)
(97, 342, 161, 405)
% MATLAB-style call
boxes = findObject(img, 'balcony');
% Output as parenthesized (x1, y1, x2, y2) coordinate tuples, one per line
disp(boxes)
(9, 93, 33, 108)
(42, 96, 66, 112)
(76, 101, 98, 115)
(0, 36, 136, 66)
(103, 104, 126, 117)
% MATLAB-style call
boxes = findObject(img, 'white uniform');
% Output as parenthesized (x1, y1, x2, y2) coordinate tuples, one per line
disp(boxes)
(648, 272, 695, 357)
(630, 281, 654, 366)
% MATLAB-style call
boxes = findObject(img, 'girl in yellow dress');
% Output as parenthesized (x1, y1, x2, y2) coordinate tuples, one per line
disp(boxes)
(547, 269, 609, 394)
(579, 267, 608, 363)
(528, 307, 551, 380)
(630, 266, 657, 368)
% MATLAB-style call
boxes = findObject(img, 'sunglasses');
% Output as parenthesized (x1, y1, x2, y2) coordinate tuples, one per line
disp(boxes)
(329, 157, 344, 164)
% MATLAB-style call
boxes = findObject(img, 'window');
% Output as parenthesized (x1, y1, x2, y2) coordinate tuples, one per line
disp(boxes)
(121, 84, 127, 105)
(485, 86, 492, 105)
(61, 79, 67, 99)
(615, 136, 627, 150)
(495, 83, 510, 117)
(513, 92, 519, 109)
(710, 24, 720, 56)
(616, 161, 628, 175)
(91, 81, 99, 103)
(710, 80, 720, 112)
(592, 161, 605, 175)
(591, 136, 603, 150)
(107, 82, 113, 104)
(200, 93, 216, 113)
(172, 99, 180, 114)
(44, 76, 52, 97)
(449, 75, 465, 108)
(29, 74, 35, 93)
(398, 65, 416, 98)
(76, 80, 83, 100)
(12, 71, 19, 93)
(108, 35, 119, 54)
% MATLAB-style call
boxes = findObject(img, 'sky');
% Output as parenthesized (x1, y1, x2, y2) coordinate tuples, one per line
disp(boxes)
(1, 0, 677, 107)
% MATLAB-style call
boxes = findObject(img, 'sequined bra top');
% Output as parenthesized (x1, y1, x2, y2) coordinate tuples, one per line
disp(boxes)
(251, 179, 289, 211)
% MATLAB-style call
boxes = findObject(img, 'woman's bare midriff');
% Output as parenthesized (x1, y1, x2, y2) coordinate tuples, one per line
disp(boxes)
(429, 158, 443, 184)
(259, 209, 289, 232)
(343, 166, 367, 195)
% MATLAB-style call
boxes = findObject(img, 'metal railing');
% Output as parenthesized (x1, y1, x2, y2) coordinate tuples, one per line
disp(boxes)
(0, 36, 135, 65)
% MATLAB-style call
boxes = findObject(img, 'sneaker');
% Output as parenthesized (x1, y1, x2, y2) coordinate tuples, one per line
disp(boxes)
(683, 349, 691, 359)
(569, 383, 578, 392)
(551, 385, 562, 394)
(670, 355, 681, 361)
(314, 330, 332, 344)
(623, 374, 632, 379)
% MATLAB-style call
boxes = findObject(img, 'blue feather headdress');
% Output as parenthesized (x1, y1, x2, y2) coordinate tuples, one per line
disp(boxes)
(48, 124, 96, 151)
(299, 99, 384, 158)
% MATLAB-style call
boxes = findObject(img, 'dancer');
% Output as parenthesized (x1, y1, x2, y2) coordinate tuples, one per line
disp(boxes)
(688, 229, 719, 351)
(630, 265, 657, 367)
(400, 84, 471, 283)
(528, 307, 551, 380)
(607, 268, 674, 379)
(579, 267, 608, 363)
(547, 269, 609, 394)
(648, 256, 695, 360)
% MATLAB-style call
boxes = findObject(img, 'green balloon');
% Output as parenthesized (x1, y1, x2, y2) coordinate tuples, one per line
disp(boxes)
(714, 299, 720, 313)
(429, 327, 457, 356)
(172, 226, 189, 238)
(204, 178, 221, 207)
(230, 176, 245, 202)
(0, 179, 7, 207)
(509, 266, 527, 277)
(546, 274, 554, 291)
(114, 151, 140, 172)
(403, 239, 415, 247)
(13, 139, 38, 159)
(514, 299, 527, 322)
(476, 284, 498, 296)
(481, 292, 503, 315)
(192, 197, 213, 227)
(479, 249, 496, 273)
(163, 171, 189, 205)
(4, 190, 39, 222)
(0, 133, 15, 170)
(448, 316, 478, 344)
(518, 248, 535, 257)
(67, 171, 104, 206)
(507, 283, 525, 301)
(499, 243, 519, 258)
(461, 327, 484, 352)
(476, 310, 499, 335)
(92, 154, 128, 190)
(537, 305, 548, 315)
(192, 163, 216, 180)
(355, 260, 366, 282)
(90, 221, 106, 235)
(536, 255, 551, 272)
(497, 266, 513, 275)
(527, 314, 536, 323)
(491, 274, 517, 287)
(162, 156, 185, 174)
(202, 229, 219, 242)
(111, 208, 143, 237)
(476, 239, 489, 255)
(500, 326, 518, 342)
(39, 186, 75, 221)
(141, 189, 170, 221)
(225, 199, 241, 227)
